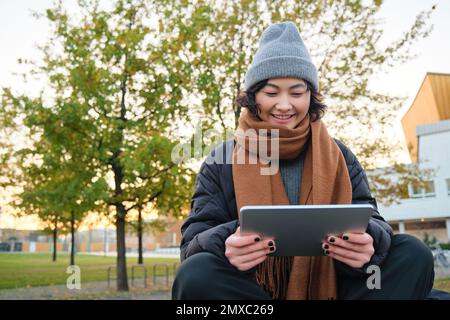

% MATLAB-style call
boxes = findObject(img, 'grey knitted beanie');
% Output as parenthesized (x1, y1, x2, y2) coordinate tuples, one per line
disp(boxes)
(244, 21, 318, 92)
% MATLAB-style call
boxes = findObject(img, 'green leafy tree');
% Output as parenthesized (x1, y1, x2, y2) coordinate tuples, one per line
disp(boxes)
(1, 0, 195, 290)
(12, 127, 106, 265)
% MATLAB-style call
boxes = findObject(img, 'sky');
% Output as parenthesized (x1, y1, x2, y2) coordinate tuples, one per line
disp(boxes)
(1, 0, 450, 229)
(370, 0, 450, 112)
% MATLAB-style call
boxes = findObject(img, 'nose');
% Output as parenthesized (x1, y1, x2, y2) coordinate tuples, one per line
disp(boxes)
(275, 96, 293, 112)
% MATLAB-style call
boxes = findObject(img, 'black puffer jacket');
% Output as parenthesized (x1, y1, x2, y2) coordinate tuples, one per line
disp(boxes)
(180, 139, 393, 276)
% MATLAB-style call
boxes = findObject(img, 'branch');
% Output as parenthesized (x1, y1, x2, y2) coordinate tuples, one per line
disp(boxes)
(124, 188, 164, 213)
(138, 165, 174, 181)
(215, 91, 226, 131)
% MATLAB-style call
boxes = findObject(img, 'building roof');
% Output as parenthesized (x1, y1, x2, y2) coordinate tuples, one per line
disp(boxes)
(401, 72, 450, 162)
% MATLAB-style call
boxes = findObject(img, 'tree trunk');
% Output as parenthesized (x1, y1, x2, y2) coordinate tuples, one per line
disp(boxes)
(112, 157, 129, 291)
(138, 206, 143, 265)
(52, 216, 57, 262)
(52, 226, 57, 262)
(70, 210, 75, 266)
(112, 57, 129, 291)
(116, 204, 129, 291)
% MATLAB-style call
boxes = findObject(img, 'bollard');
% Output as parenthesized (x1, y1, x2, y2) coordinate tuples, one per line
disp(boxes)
(152, 263, 169, 287)
(107, 266, 116, 288)
(131, 264, 148, 288)
(172, 262, 179, 275)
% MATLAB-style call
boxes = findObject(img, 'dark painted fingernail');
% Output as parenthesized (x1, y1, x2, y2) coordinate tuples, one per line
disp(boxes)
(323, 244, 329, 250)
(270, 247, 275, 252)
(324, 250, 329, 255)
(329, 237, 335, 243)
(254, 237, 261, 242)
(343, 234, 349, 241)
(268, 241, 274, 247)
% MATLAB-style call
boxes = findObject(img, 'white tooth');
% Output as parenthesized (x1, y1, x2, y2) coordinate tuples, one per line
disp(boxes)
(273, 115, 291, 119)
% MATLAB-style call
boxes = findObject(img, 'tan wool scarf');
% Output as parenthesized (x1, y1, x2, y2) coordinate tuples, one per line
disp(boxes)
(232, 109, 352, 300)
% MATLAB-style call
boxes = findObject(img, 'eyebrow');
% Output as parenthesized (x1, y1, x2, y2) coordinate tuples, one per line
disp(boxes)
(265, 82, 307, 90)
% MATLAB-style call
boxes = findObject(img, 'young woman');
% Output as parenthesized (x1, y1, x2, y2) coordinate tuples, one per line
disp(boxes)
(172, 21, 434, 300)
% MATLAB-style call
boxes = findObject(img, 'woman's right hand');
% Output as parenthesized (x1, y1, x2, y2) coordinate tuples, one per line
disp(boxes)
(225, 227, 276, 272)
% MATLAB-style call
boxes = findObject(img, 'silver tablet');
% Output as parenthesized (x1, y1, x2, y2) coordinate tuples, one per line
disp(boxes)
(239, 204, 373, 256)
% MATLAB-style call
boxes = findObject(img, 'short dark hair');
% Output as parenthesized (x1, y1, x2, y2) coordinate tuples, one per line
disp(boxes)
(235, 79, 327, 122)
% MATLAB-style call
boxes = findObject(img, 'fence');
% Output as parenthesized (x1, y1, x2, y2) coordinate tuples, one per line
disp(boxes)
(107, 262, 180, 289)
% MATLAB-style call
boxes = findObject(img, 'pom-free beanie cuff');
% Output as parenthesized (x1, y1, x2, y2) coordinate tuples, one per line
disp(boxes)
(244, 56, 318, 92)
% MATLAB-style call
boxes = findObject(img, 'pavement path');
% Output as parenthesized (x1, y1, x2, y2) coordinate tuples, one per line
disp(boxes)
(0, 277, 173, 300)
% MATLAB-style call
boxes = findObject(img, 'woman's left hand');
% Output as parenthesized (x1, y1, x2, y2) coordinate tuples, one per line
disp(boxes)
(321, 233, 375, 269)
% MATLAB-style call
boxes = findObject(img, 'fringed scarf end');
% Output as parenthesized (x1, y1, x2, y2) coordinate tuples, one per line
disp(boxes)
(255, 256, 294, 300)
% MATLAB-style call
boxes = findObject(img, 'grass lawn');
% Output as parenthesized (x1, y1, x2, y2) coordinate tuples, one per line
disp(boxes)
(0, 252, 179, 290)
(433, 277, 450, 292)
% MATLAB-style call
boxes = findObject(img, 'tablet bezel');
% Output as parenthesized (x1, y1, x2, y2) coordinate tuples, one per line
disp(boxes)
(239, 204, 374, 256)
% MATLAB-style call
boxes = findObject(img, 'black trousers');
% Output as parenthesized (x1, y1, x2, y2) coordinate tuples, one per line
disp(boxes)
(172, 234, 435, 300)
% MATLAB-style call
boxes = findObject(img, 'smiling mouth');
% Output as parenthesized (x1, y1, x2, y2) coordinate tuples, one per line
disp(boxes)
(271, 114, 296, 120)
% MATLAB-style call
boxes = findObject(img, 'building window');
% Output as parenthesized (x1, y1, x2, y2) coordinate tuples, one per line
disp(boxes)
(410, 184, 423, 198)
(424, 181, 436, 197)
(409, 180, 436, 198)
(389, 223, 399, 231)
(447, 178, 450, 196)
(404, 220, 446, 230)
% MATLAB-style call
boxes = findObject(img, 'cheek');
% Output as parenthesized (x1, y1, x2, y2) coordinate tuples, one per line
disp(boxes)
(294, 97, 310, 118)
(300, 95, 311, 111)
(297, 105, 309, 118)
(255, 95, 272, 117)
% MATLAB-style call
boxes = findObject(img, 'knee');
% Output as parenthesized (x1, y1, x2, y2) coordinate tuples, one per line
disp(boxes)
(175, 252, 221, 285)
(390, 234, 434, 270)
(172, 252, 223, 299)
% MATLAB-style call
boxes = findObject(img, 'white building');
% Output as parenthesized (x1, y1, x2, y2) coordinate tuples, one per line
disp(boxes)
(378, 73, 450, 242)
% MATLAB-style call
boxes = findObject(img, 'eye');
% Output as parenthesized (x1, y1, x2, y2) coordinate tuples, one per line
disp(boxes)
(291, 93, 304, 97)
(265, 92, 277, 96)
